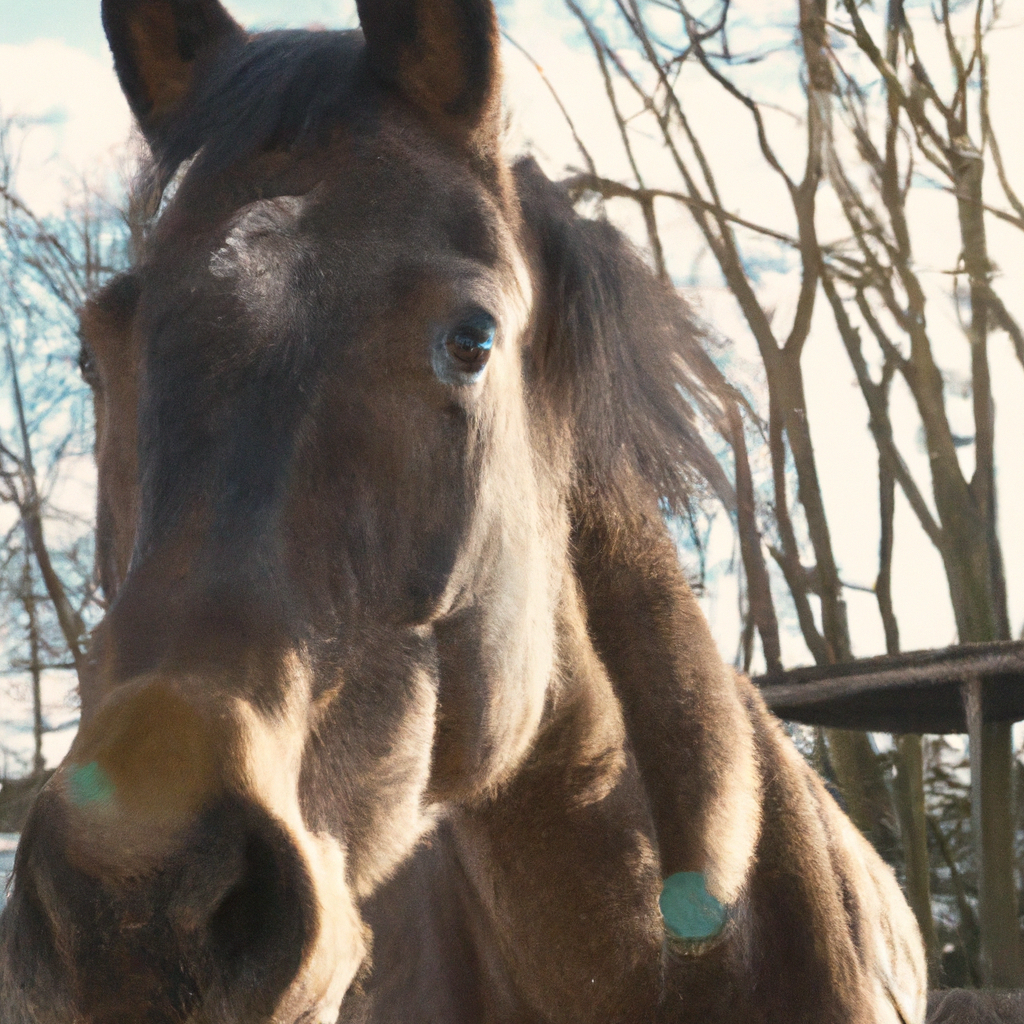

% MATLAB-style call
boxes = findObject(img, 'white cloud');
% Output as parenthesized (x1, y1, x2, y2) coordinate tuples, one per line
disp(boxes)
(0, 40, 132, 214)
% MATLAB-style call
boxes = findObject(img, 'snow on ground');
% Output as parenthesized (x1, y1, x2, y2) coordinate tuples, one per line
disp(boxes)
(0, 833, 17, 911)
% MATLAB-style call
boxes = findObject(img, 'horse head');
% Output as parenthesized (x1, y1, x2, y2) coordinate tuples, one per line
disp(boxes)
(1, 0, 662, 1019)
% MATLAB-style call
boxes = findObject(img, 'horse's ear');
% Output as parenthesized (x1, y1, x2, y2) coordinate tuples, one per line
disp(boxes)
(102, 0, 244, 152)
(356, 0, 502, 150)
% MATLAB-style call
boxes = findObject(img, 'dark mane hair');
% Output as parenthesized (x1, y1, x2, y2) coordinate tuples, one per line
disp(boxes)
(513, 158, 731, 512)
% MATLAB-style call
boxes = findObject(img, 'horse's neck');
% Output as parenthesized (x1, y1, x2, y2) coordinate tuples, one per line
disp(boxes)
(446, 581, 667, 1021)
(571, 493, 761, 903)
(429, 518, 764, 1021)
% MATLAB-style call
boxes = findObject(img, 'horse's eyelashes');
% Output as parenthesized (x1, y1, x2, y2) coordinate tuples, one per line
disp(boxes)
(444, 311, 496, 374)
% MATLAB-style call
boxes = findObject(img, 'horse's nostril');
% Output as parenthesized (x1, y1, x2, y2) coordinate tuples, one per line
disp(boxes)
(210, 833, 283, 961)
(16, 790, 320, 1019)
(201, 807, 316, 996)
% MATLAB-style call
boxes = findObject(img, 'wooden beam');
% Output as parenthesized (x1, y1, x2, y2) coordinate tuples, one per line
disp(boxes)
(755, 640, 1024, 733)
(756, 645, 1024, 986)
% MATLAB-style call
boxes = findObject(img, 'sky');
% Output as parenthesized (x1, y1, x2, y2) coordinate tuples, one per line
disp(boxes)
(1, 0, 1023, 770)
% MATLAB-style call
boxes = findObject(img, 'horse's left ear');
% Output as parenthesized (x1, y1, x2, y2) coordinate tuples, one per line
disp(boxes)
(356, 0, 502, 152)
(102, 0, 245, 154)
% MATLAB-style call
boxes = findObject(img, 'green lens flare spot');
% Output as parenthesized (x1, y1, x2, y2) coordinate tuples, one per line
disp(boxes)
(69, 761, 116, 807)
(659, 872, 727, 942)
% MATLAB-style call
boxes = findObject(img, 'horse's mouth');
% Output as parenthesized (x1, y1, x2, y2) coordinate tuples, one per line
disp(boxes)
(181, 989, 346, 1024)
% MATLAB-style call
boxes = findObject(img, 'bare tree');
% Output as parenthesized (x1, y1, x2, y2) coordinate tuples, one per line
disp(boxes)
(0, 113, 129, 781)
(561, 0, 894, 856)
(547, 0, 1023, 986)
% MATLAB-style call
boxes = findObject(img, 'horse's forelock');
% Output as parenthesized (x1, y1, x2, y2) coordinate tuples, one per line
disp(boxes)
(146, 29, 368, 189)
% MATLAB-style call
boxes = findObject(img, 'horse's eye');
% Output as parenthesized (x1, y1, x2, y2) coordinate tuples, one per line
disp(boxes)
(445, 312, 496, 373)
(78, 341, 99, 389)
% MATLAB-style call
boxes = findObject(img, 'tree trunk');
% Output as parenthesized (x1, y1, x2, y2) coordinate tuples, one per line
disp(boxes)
(21, 543, 44, 778)
(950, 112, 1019, 987)
(893, 734, 940, 978)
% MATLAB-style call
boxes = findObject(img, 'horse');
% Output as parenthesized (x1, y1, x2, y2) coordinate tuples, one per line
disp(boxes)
(0, 0, 926, 1020)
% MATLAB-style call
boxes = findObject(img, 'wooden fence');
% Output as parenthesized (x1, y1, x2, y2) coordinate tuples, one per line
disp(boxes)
(757, 639, 1024, 988)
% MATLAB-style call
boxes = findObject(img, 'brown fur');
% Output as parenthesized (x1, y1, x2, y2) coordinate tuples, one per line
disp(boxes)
(78, 274, 141, 604)
(0, 1, 926, 1021)
(927, 991, 1024, 1024)
(102, 0, 244, 137)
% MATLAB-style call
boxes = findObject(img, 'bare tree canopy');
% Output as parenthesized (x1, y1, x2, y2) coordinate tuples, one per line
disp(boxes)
(538, 0, 1024, 987)
(0, 114, 129, 780)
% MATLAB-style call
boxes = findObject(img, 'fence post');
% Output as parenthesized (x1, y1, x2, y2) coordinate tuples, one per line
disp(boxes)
(964, 676, 1022, 987)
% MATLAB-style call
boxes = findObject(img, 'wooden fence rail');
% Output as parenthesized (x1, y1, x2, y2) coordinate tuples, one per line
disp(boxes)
(755, 640, 1024, 734)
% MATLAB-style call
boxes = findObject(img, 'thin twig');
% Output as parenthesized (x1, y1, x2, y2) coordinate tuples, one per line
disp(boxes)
(500, 30, 597, 178)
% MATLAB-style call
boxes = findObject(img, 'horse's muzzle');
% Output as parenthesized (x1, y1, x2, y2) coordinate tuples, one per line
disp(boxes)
(0, 677, 366, 1024)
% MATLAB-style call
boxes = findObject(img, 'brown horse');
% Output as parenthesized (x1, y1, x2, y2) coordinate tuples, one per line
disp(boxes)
(0, 0, 926, 1020)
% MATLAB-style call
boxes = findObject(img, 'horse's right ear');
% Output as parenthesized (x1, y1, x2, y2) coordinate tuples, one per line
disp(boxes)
(102, 0, 244, 153)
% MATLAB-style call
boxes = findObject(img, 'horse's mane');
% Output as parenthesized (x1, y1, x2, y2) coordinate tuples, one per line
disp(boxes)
(513, 158, 730, 513)
(136, 28, 729, 513)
